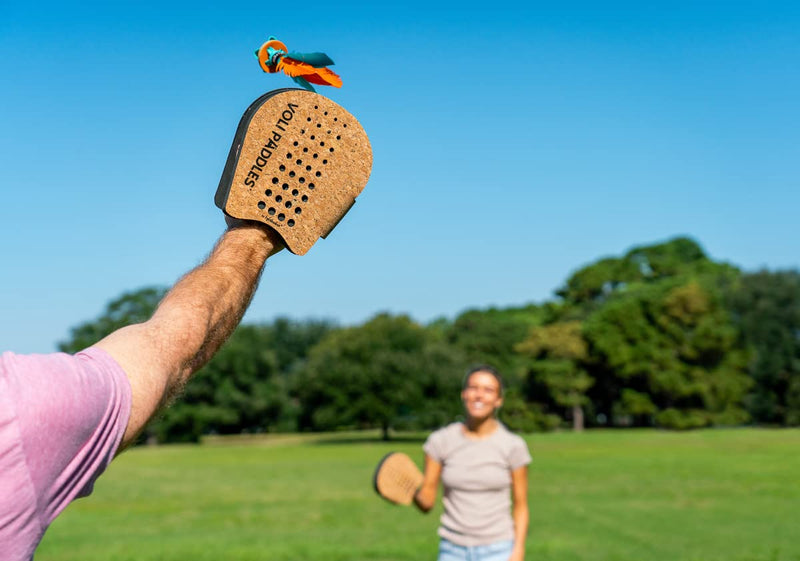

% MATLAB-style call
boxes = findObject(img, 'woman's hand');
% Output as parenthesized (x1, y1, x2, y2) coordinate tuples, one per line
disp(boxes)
(413, 454, 442, 512)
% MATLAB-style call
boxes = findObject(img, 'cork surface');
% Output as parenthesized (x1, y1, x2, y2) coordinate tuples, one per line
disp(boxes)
(373, 452, 424, 506)
(216, 89, 372, 255)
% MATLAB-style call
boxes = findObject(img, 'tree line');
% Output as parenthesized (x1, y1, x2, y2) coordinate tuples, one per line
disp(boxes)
(58, 237, 800, 442)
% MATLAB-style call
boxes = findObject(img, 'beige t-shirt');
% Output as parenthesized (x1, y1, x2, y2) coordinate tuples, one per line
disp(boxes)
(423, 422, 531, 547)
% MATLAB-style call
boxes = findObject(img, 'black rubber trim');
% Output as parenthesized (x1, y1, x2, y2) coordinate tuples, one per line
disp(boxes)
(372, 452, 397, 498)
(214, 88, 304, 211)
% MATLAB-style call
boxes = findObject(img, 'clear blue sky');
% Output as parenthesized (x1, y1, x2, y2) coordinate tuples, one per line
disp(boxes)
(2, 1, 798, 354)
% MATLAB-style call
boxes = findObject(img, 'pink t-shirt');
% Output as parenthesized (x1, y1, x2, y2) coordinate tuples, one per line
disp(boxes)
(0, 347, 131, 560)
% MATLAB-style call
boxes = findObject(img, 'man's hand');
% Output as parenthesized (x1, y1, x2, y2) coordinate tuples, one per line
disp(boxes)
(224, 216, 285, 257)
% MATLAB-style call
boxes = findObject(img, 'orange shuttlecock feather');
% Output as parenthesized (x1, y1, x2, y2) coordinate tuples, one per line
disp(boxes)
(276, 58, 342, 88)
(256, 37, 342, 92)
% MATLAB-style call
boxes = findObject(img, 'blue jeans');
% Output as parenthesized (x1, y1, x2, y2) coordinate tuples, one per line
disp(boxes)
(437, 538, 514, 561)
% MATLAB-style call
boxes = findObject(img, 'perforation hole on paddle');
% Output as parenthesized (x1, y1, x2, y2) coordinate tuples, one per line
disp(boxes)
(242, 99, 359, 235)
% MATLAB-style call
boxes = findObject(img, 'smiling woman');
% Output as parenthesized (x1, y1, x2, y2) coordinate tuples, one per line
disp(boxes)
(414, 365, 532, 561)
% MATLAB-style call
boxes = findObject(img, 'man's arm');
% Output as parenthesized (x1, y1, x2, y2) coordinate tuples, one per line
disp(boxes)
(95, 223, 283, 449)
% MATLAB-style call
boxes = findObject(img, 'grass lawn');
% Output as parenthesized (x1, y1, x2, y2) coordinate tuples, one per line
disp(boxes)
(36, 428, 800, 561)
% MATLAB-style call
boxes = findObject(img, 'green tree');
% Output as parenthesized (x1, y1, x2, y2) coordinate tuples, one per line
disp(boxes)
(516, 321, 594, 431)
(498, 388, 561, 433)
(444, 305, 545, 386)
(584, 279, 750, 429)
(293, 313, 466, 440)
(266, 317, 337, 376)
(60, 287, 335, 442)
(727, 270, 800, 425)
(150, 324, 282, 442)
(557, 237, 717, 310)
(152, 318, 336, 442)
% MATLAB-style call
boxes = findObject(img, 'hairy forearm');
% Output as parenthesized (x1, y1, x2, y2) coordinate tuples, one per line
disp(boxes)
(96, 222, 284, 448)
(150, 224, 281, 388)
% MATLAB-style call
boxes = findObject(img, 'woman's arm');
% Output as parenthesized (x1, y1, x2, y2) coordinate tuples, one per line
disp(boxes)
(509, 465, 529, 561)
(413, 454, 442, 513)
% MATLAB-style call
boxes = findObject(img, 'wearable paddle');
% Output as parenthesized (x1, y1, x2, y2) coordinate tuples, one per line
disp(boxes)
(373, 452, 424, 506)
(216, 38, 371, 255)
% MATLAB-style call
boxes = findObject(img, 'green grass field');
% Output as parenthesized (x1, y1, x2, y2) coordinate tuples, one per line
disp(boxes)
(36, 428, 800, 561)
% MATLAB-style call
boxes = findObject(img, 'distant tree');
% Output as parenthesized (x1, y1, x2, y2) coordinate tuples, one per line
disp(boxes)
(150, 325, 281, 442)
(556, 237, 717, 310)
(265, 317, 337, 376)
(584, 278, 751, 429)
(516, 321, 594, 431)
(58, 286, 167, 353)
(293, 313, 466, 440)
(546, 237, 751, 429)
(152, 319, 336, 442)
(61, 287, 335, 442)
(727, 270, 800, 425)
(498, 388, 561, 433)
(445, 305, 545, 387)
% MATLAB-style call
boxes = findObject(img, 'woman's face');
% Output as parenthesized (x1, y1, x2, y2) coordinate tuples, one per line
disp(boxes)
(461, 371, 503, 421)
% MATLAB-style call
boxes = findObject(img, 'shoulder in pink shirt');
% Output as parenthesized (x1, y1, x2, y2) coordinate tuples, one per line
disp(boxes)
(0, 347, 131, 560)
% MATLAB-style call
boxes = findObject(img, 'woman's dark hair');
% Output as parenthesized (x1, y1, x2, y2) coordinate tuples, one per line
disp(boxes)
(462, 364, 504, 395)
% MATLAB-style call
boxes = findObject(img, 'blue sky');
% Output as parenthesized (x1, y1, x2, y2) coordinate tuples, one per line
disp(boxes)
(1, 1, 798, 354)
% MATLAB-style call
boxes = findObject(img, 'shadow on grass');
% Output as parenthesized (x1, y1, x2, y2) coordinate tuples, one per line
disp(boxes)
(311, 433, 427, 446)
(201, 429, 428, 448)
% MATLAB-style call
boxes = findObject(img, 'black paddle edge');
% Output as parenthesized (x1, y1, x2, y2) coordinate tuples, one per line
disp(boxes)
(214, 88, 303, 212)
(372, 451, 400, 501)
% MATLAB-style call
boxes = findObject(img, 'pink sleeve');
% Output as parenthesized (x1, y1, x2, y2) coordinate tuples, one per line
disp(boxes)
(3, 347, 131, 525)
